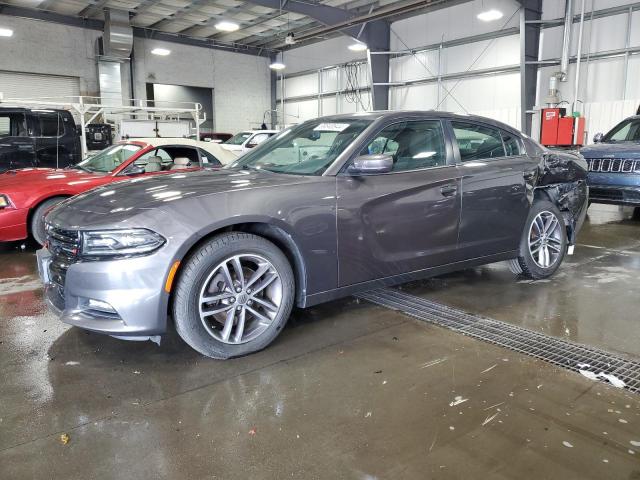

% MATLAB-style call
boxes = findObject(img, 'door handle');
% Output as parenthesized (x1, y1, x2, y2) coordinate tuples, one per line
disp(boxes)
(440, 184, 457, 197)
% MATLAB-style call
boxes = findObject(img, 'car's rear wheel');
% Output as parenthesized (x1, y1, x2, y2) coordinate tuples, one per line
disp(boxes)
(31, 197, 66, 246)
(509, 200, 567, 279)
(173, 232, 295, 359)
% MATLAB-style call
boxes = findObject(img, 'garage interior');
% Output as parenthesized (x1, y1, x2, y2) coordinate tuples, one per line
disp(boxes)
(1, 0, 640, 478)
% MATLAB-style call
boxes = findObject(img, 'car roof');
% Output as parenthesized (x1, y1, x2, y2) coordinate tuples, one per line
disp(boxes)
(311, 110, 522, 134)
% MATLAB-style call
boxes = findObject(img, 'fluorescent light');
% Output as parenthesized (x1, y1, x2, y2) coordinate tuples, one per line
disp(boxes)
(0, 28, 13, 37)
(477, 9, 504, 21)
(269, 62, 286, 70)
(348, 42, 367, 52)
(151, 48, 171, 56)
(215, 21, 240, 32)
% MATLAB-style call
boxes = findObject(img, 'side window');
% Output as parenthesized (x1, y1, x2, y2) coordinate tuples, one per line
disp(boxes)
(361, 120, 447, 173)
(199, 148, 222, 166)
(39, 114, 63, 137)
(451, 121, 506, 161)
(501, 131, 523, 156)
(247, 133, 269, 148)
(0, 113, 27, 137)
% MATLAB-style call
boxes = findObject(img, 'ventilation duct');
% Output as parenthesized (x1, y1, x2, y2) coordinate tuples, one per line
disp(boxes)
(103, 9, 133, 60)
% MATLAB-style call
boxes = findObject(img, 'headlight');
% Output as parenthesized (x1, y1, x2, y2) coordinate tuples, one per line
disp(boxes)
(0, 194, 10, 209)
(81, 229, 165, 257)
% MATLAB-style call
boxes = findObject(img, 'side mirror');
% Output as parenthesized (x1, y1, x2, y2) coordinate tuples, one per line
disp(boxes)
(348, 154, 394, 175)
(125, 165, 145, 176)
(593, 132, 604, 143)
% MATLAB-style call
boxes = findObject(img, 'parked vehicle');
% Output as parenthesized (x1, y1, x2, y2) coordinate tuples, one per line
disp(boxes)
(199, 132, 233, 143)
(582, 115, 640, 206)
(0, 107, 81, 172)
(38, 112, 588, 359)
(0, 138, 234, 245)
(221, 129, 278, 156)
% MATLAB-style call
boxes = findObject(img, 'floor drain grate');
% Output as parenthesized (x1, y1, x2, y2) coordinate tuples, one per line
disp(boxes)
(356, 288, 640, 394)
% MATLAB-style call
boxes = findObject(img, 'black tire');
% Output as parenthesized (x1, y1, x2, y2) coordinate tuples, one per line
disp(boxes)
(511, 200, 567, 280)
(173, 232, 295, 359)
(31, 197, 66, 246)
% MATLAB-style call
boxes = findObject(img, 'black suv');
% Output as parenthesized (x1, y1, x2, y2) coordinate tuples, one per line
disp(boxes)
(0, 107, 81, 172)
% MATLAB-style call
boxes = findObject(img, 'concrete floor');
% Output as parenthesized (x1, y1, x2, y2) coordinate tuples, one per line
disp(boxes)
(1, 205, 639, 479)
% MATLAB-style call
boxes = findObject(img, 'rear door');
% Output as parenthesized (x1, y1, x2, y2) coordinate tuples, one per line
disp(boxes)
(336, 117, 461, 287)
(0, 111, 36, 171)
(449, 120, 532, 258)
(35, 112, 72, 168)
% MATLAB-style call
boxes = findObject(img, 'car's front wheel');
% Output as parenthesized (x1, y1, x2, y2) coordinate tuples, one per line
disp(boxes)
(31, 197, 67, 246)
(173, 232, 295, 359)
(508, 200, 567, 279)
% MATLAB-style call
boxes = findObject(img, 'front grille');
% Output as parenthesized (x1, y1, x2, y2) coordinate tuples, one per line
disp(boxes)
(588, 158, 640, 173)
(46, 225, 81, 290)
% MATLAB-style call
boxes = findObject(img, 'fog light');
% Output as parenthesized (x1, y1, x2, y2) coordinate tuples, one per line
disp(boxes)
(87, 298, 116, 313)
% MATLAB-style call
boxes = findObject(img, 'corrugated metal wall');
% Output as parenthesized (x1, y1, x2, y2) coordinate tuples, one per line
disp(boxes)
(277, 0, 639, 138)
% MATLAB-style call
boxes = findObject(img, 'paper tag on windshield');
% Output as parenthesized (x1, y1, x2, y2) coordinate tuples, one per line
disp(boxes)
(313, 123, 350, 132)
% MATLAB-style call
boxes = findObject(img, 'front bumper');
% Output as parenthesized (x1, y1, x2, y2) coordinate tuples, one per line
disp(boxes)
(0, 207, 28, 242)
(37, 247, 171, 336)
(589, 184, 640, 206)
(587, 172, 640, 206)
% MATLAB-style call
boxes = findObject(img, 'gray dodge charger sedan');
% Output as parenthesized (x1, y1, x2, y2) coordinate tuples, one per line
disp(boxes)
(38, 112, 588, 358)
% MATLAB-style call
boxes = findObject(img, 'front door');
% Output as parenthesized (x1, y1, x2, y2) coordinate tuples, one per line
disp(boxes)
(336, 118, 461, 287)
(449, 120, 532, 258)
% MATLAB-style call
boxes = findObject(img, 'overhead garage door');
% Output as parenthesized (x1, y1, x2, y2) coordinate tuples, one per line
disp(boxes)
(0, 71, 80, 100)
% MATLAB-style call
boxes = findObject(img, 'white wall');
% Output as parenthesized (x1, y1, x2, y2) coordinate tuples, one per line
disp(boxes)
(388, 0, 522, 128)
(0, 14, 272, 133)
(537, 0, 640, 140)
(0, 14, 101, 96)
(133, 37, 272, 132)
(283, 36, 367, 74)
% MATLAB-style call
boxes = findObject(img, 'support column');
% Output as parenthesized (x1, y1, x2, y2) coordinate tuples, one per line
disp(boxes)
(519, 0, 542, 136)
(364, 20, 390, 111)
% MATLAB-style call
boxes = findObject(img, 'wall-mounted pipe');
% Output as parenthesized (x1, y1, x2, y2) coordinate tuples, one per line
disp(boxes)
(573, 0, 587, 143)
(559, 0, 573, 81)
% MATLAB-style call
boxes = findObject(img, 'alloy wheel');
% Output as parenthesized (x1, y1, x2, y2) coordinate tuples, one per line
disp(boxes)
(198, 254, 283, 345)
(528, 211, 563, 269)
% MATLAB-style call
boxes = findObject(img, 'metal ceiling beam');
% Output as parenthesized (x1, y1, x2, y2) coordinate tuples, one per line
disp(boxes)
(243, 0, 363, 38)
(78, 0, 111, 18)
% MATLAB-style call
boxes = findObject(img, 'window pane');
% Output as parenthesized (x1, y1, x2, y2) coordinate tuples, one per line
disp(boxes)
(502, 131, 522, 156)
(452, 122, 506, 161)
(40, 115, 61, 137)
(0, 114, 27, 137)
(0, 115, 10, 137)
(362, 120, 447, 173)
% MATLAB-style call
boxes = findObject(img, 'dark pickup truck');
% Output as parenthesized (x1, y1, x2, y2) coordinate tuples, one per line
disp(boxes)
(0, 107, 81, 172)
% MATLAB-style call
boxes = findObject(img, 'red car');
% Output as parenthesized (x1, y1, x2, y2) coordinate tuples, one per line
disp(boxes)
(0, 138, 232, 245)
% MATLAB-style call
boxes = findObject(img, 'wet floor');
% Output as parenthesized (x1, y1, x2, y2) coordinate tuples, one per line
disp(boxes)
(1, 205, 639, 479)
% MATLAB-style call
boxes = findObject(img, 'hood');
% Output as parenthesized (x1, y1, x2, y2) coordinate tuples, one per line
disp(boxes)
(0, 168, 100, 191)
(49, 168, 317, 221)
(580, 143, 640, 159)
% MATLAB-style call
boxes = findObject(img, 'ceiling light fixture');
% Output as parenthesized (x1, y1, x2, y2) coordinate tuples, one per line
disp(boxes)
(269, 61, 286, 70)
(0, 27, 14, 37)
(477, 9, 504, 21)
(270, 52, 286, 71)
(151, 48, 171, 56)
(348, 41, 368, 52)
(215, 21, 240, 32)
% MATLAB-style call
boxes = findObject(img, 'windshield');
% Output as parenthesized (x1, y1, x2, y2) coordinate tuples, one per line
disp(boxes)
(74, 144, 142, 173)
(603, 118, 640, 142)
(226, 118, 373, 175)
(225, 132, 253, 145)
